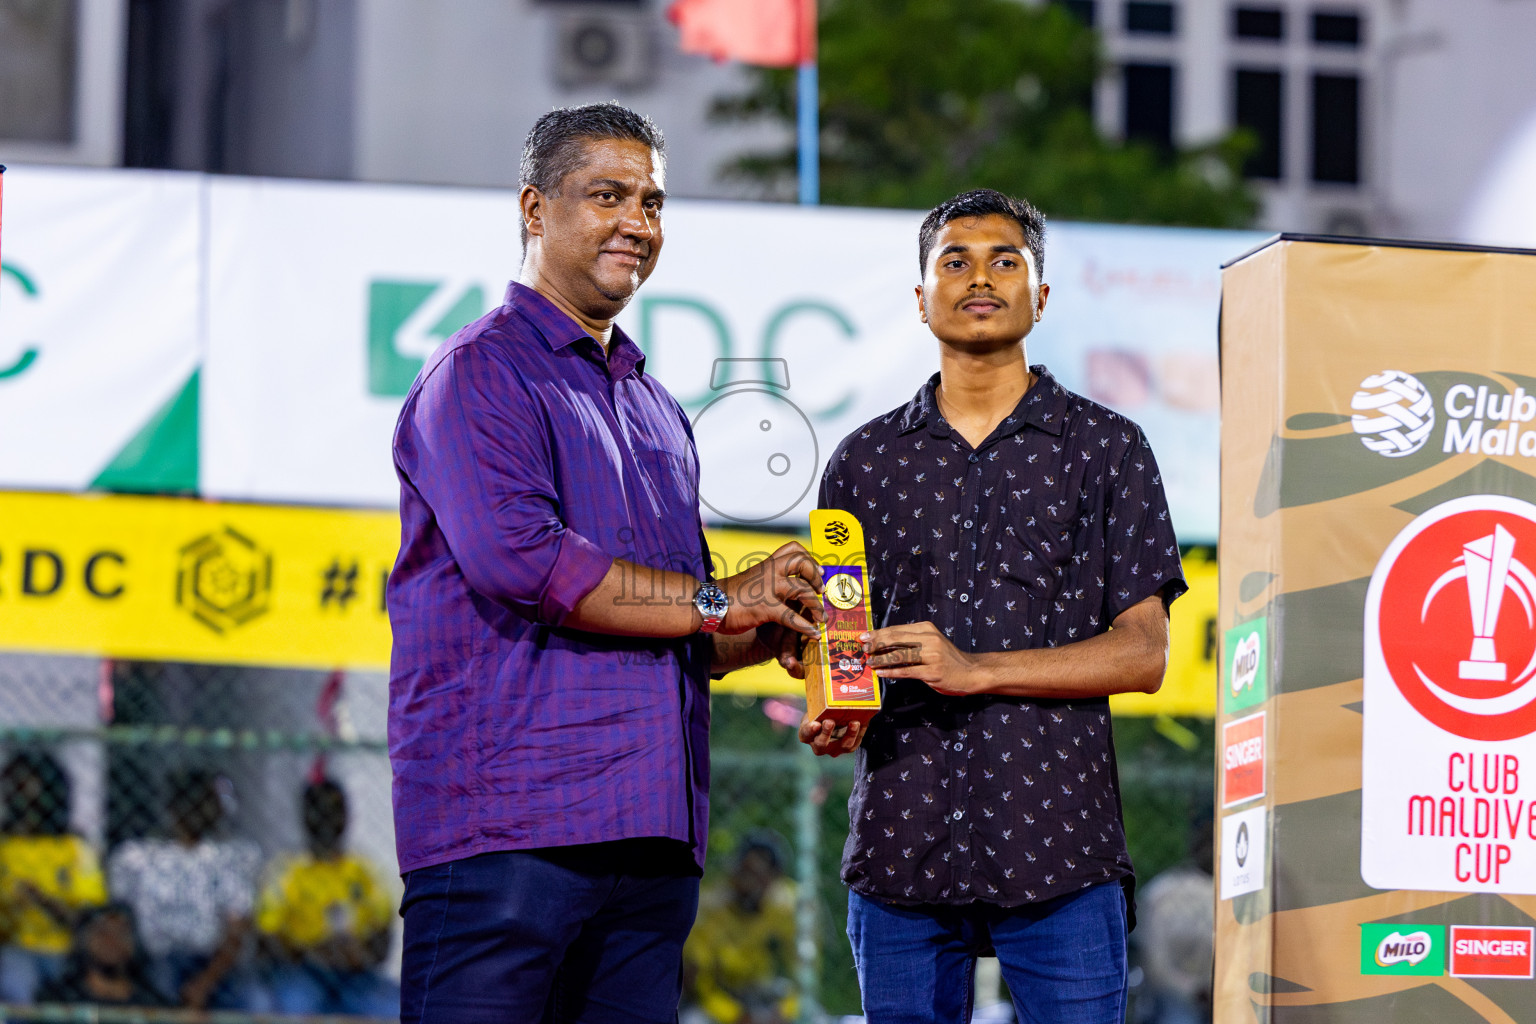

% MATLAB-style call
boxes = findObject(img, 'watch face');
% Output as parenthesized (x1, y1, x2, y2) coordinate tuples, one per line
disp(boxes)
(697, 585, 729, 619)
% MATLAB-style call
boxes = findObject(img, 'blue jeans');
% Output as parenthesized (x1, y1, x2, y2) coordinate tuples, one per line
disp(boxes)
(0, 947, 65, 1004)
(267, 962, 400, 1017)
(400, 842, 700, 1024)
(847, 882, 1129, 1024)
(146, 951, 270, 1011)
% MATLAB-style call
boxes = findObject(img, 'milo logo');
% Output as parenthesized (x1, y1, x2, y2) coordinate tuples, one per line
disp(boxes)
(1224, 618, 1268, 712)
(1360, 923, 1445, 976)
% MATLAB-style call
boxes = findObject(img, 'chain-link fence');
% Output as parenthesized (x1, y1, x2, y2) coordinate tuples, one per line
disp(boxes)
(0, 655, 1214, 1023)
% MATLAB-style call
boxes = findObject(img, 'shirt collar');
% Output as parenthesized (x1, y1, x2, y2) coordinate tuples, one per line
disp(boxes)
(896, 364, 1069, 440)
(502, 280, 647, 380)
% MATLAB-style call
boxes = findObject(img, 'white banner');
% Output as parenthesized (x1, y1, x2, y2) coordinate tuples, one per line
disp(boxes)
(0, 166, 1256, 538)
(0, 166, 202, 490)
(200, 181, 1259, 538)
(202, 176, 520, 508)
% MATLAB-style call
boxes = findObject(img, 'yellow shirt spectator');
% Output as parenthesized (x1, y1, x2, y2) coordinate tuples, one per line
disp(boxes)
(255, 853, 393, 951)
(0, 835, 108, 954)
(684, 876, 798, 1024)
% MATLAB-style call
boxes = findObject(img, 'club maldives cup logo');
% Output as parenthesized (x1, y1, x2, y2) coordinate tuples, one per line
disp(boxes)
(1352, 370, 1435, 458)
(1363, 496, 1536, 892)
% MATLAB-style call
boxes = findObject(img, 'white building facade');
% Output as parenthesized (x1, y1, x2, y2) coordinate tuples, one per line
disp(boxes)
(2, 0, 1535, 241)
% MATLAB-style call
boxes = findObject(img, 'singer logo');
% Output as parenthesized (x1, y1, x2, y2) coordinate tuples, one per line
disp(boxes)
(1370, 497, 1536, 741)
(1222, 712, 1265, 807)
(1449, 926, 1534, 978)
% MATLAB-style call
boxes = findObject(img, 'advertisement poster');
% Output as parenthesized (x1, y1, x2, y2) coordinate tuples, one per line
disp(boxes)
(1217, 236, 1536, 1021)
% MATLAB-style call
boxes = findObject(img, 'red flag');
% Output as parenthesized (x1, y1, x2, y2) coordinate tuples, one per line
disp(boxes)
(668, 0, 816, 68)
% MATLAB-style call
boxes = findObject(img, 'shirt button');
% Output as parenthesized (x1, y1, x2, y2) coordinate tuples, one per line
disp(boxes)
(963, 519, 974, 529)
(953, 742, 964, 752)
(952, 809, 965, 821)
(959, 593, 970, 604)
(968, 454, 979, 464)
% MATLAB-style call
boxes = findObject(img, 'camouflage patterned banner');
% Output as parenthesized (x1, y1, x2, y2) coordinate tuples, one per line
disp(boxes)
(1216, 237, 1536, 1023)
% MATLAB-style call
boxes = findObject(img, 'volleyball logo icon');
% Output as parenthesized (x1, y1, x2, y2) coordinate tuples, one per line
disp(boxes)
(1351, 370, 1434, 458)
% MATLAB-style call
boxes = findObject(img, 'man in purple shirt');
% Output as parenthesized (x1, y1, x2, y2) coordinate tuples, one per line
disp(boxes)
(388, 104, 822, 1024)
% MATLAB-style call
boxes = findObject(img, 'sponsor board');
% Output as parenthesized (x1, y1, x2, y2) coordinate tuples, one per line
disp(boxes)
(188, 173, 1258, 536)
(0, 166, 202, 492)
(1223, 617, 1267, 712)
(1362, 495, 1536, 892)
(0, 490, 1222, 710)
(1222, 711, 1266, 808)
(0, 164, 1263, 527)
(0, 490, 789, 685)
(1359, 923, 1446, 976)
(1220, 805, 1267, 899)
(1448, 925, 1535, 979)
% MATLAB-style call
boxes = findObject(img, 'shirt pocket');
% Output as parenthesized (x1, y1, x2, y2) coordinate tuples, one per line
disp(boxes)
(631, 445, 700, 531)
(997, 503, 1079, 601)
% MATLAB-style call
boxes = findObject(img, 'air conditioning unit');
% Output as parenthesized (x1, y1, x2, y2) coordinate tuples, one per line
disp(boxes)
(552, 11, 655, 90)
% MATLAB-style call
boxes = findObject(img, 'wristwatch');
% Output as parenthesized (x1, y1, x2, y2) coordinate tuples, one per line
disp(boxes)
(693, 581, 730, 633)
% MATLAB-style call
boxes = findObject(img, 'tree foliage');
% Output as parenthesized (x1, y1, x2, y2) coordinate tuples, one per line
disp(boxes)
(714, 0, 1258, 227)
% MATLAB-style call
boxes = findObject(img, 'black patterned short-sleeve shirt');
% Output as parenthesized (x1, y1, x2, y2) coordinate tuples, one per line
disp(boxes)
(820, 366, 1186, 908)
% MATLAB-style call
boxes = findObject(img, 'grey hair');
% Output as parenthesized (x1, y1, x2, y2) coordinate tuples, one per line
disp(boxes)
(519, 102, 666, 246)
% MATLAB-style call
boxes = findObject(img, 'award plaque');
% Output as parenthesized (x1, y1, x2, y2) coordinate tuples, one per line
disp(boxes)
(805, 508, 882, 730)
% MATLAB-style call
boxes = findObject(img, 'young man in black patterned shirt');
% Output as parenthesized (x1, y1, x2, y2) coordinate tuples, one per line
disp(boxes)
(799, 189, 1186, 1024)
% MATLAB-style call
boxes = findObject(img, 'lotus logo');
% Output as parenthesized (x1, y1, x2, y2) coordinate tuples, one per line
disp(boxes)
(1376, 930, 1434, 967)
(1351, 370, 1434, 458)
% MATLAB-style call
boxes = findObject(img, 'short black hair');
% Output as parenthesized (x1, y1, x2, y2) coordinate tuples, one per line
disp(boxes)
(1, 750, 70, 836)
(302, 778, 346, 823)
(518, 102, 666, 246)
(917, 189, 1046, 281)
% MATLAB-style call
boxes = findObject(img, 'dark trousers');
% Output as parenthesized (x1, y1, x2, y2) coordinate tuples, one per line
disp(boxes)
(399, 841, 700, 1024)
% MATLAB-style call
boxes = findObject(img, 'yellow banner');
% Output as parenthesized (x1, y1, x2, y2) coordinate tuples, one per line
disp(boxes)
(0, 490, 397, 671)
(0, 491, 1215, 715)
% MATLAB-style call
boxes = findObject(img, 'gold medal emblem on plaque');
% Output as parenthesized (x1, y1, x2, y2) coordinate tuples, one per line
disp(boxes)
(825, 572, 863, 610)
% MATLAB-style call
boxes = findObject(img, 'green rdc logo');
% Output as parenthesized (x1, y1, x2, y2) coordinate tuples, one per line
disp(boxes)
(0, 262, 42, 381)
(367, 280, 487, 397)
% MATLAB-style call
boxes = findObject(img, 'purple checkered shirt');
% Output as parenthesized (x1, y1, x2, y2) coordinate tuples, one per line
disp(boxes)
(388, 281, 712, 874)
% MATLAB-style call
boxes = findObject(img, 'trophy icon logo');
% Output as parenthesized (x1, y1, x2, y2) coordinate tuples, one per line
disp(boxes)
(825, 572, 863, 611)
(1370, 497, 1536, 741)
(1457, 525, 1521, 681)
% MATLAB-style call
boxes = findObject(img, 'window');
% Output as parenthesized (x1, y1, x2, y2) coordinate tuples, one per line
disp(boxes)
(1234, 69, 1283, 179)
(1058, 0, 1097, 26)
(0, 0, 77, 143)
(1312, 73, 1360, 183)
(1125, 2, 1176, 34)
(1233, 7, 1285, 40)
(1312, 11, 1362, 46)
(1123, 63, 1174, 149)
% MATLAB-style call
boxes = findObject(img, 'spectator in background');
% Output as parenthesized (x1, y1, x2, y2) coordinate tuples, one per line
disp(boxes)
(1130, 813, 1214, 1024)
(107, 770, 264, 1011)
(0, 752, 107, 1004)
(683, 832, 798, 1024)
(36, 903, 168, 1009)
(256, 778, 397, 1017)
